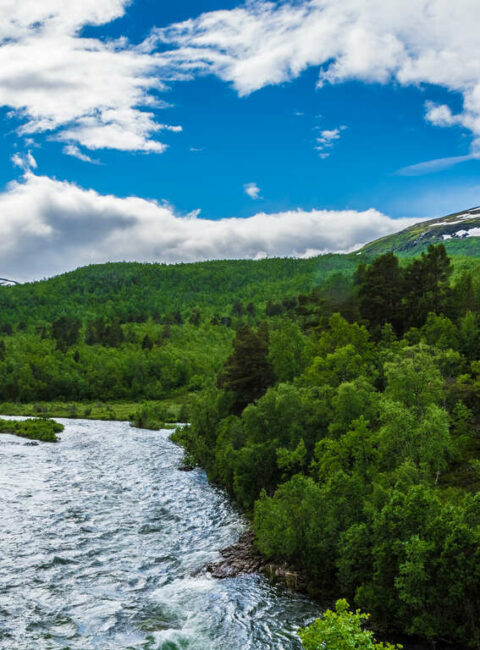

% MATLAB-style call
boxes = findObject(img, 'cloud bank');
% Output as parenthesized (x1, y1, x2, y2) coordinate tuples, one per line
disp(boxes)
(0, 173, 421, 282)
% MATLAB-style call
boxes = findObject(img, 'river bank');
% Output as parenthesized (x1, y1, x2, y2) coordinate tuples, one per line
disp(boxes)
(204, 530, 461, 650)
(205, 530, 307, 592)
(0, 397, 191, 424)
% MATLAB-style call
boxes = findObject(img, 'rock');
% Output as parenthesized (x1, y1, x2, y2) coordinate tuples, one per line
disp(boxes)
(177, 464, 195, 472)
(203, 530, 307, 592)
(205, 531, 265, 578)
(24, 441, 39, 446)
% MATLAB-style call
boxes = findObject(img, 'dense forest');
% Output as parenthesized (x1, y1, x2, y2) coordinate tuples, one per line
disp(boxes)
(0, 249, 478, 405)
(171, 245, 480, 648)
(4, 244, 480, 646)
(0, 255, 361, 403)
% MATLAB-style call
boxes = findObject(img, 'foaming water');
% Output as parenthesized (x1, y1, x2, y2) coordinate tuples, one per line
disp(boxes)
(0, 419, 319, 649)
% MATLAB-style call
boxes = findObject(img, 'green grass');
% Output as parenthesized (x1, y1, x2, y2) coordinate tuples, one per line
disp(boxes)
(0, 417, 63, 442)
(0, 395, 192, 426)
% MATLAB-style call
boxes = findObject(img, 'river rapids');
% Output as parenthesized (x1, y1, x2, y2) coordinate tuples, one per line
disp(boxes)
(0, 419, 320, 649)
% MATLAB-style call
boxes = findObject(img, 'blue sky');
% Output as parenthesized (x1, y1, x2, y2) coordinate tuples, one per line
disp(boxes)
(2, 0, 480, 279)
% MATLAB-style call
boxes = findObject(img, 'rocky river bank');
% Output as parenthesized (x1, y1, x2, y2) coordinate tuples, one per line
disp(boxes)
(205, 530, 306, 591)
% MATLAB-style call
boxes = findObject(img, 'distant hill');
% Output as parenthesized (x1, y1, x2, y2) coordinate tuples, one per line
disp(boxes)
(358, 207, 480, 258)
(0, 255, 358, 327)
(1, 208, 480, 327)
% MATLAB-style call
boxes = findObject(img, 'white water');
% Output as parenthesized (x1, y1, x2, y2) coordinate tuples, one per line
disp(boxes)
(0, 419, 320, 649)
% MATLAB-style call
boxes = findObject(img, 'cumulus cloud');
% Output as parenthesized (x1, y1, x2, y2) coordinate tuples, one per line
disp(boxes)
(6, 1, 480, 159)
(0, 173, 422, 282)
(156, 0, 480, 151)
(244, 182, 262, 199)
(0, 0, 181, 153)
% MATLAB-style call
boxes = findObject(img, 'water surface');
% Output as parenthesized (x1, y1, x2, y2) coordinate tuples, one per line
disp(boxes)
(0, 419, 320, 649)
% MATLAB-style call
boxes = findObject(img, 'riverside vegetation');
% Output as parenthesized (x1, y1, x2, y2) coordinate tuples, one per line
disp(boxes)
(3, 244, 480, 646)
(173, 245, 480, 648)
(0, 417, 63, 442)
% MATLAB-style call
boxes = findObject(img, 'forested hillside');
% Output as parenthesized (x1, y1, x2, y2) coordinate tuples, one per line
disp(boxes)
(173, 244, 480, 648)
(0, 254, 364, 403)
(0, 255, 358, 327)
(0, 234, 479, 405)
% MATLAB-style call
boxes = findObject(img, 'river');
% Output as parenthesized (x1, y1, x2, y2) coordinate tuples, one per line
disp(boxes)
(0, 419, 320, 649)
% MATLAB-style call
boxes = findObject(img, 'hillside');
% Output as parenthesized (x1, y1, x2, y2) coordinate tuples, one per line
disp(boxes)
(359, 206, 480, 258)
(0, 255, 358, 328)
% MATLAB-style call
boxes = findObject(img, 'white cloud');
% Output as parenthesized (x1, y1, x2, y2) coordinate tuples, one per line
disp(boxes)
(156, 0, 480, 151)
(0, 0, 181, 153)
(6, 1, 480, 160)
(315, 126, 346, 157)
(244, 182, 262, 199)
(397, 154, 478, 176)
(0, 173, 422, 282)
(10, 151, 37, 171)
(63, 144, 99, 164)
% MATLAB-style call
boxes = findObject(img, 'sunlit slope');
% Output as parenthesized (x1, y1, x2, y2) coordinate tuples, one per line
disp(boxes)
(359, 207, 480, 258)
(0, 255, 358, 326)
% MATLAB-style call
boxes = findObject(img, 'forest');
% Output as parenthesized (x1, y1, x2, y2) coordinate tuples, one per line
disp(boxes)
(3, 244, 480, 646)
(0, 255, 359, 404)
(171, 245, 480, 648)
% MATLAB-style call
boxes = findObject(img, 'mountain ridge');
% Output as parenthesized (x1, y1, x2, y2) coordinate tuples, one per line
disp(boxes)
(358, 206, 480, 258)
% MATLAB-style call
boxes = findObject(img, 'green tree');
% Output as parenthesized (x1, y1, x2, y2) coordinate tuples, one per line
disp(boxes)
(404, 244, 452, 327)
(299, 600, 401, 650)
(218, 324, 273, 414)
(269, 320, 311, 382)
(357, 252, 404, 335)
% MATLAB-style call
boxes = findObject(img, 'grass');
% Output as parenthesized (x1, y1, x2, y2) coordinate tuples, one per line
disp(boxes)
(0, 417, 64, 442)
(0, 395, 192, 428)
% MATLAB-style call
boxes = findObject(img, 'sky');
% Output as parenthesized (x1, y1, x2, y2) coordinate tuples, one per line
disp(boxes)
(2, 0, 480, 281)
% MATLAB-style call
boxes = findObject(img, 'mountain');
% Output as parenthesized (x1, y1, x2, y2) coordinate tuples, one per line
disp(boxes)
(358, 206, 480, 258)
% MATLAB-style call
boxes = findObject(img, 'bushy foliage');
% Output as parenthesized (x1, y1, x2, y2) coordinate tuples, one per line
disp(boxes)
(0, 417, 63, 442)
(299, 599, 401, 649)
(178, 247, 480, 648)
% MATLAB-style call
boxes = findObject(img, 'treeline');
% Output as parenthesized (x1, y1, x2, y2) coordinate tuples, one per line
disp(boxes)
(0, 255, 357, 330)
(173, 245, 480, 648)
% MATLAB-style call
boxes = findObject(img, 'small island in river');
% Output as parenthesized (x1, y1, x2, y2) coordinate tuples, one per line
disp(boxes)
(0, 417, 64, 442)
